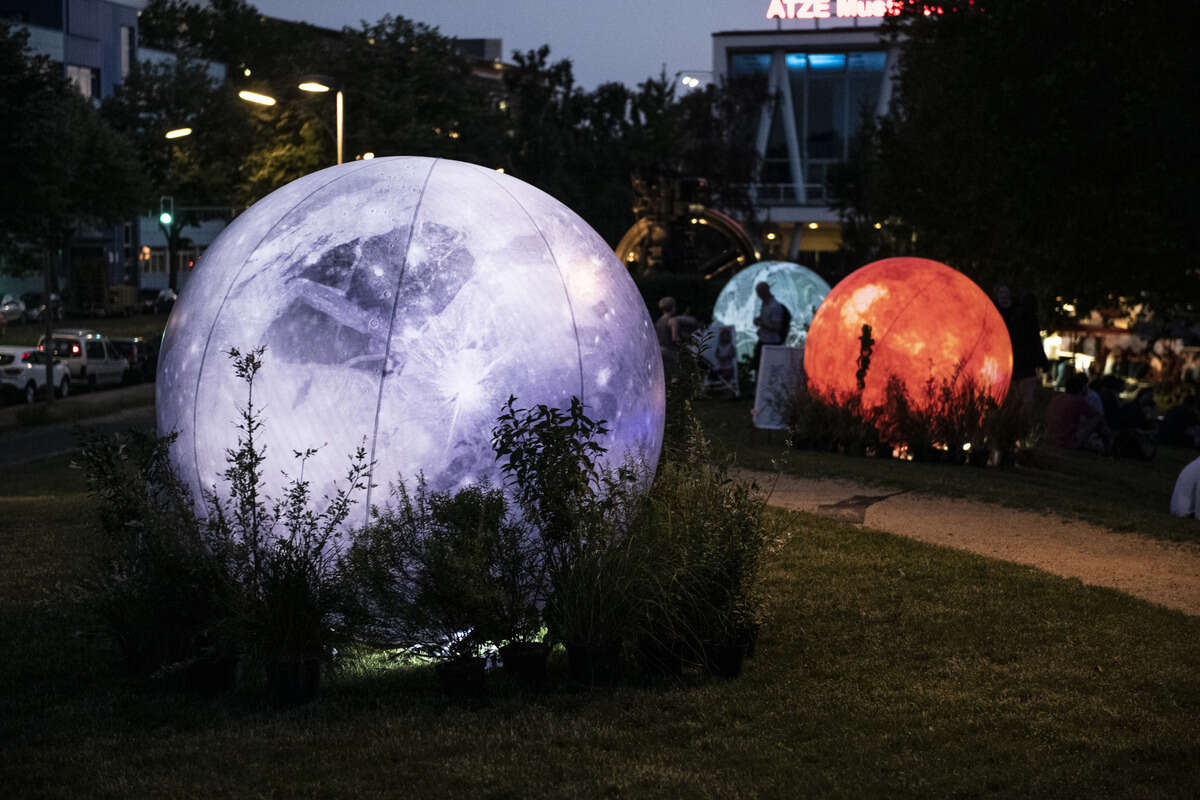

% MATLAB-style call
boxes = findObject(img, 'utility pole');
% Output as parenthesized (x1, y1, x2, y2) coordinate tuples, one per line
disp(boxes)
(43, 247, 57, 407)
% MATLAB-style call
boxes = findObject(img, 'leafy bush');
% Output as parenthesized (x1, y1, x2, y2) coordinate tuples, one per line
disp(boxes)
(76, 346, 370, 691)
(345, 478, 540, 661)
(792, 366, 1039, 464)
(74, 427, 232, 678)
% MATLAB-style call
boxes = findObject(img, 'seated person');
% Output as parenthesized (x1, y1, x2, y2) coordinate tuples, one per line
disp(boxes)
(713, 327, 736, 383)
(1159, 395, 1200, 448)
(1085, 378, 1104, 415)
(1170, 455, 1200, 519)
(1045, 374, 1111, 452)
(1097, 375, 1123, 430)
(1114, 387, 1159, 460)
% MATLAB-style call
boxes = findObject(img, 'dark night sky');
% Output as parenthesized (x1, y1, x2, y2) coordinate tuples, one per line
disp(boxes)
(252, 0, 842, 90)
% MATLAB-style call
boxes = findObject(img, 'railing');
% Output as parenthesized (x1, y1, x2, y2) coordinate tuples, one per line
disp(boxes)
(735, 183, 830, 205)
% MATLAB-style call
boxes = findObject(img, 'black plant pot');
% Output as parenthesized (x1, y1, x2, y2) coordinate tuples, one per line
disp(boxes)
(499, 642, 549, 689)
(703, 639, 749, 679)
(566, 641, 623, 687)
(435, 656, 488, 698)
(266, 657, 320, 706)
(636, 635, 684, 679)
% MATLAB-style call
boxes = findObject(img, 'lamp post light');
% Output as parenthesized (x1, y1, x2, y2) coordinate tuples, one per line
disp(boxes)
(298, 75, 343, 166)
(674, 70, 713, 92)
(237, 89, 276, 106)
(165, 127, 192, 139)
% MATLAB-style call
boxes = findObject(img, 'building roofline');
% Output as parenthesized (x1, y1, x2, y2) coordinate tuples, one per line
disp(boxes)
(713, 25, 886, 37)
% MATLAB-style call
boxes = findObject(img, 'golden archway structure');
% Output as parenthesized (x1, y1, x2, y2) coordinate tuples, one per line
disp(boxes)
(616, 173, 757, 282)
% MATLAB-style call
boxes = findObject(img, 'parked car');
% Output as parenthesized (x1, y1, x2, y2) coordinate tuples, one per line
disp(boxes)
(0, 346, 69, 404)
(37, 330, 126, 390)
(21, 292, 64, 322)
(109, 336, 160, 384)
(0, 294, 26, 324)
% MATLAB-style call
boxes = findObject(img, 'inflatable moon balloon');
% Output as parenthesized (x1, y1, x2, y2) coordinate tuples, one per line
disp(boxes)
(804, 257, 1012, 409)
(157, 157, 665, 530)
(712, 260, 831, 362)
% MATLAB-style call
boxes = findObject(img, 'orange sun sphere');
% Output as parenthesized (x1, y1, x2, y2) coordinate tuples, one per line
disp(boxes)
(804, 257, 1013, 410)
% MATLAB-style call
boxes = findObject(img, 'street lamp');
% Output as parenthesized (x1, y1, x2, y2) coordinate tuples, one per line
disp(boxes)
(237, 89, 276, 106)
(298, 75, 343, 166)
(165, 127, 192, 139)
(674, 70, 713, 92)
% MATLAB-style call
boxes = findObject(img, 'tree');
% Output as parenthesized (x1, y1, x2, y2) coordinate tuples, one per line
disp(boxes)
(0, 22, 142, 274)
(102, 53, 254, 290)
(833, 0, 1199, 315)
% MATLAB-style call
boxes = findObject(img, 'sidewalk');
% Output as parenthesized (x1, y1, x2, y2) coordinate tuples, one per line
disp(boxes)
(748, 470, 1200, 616)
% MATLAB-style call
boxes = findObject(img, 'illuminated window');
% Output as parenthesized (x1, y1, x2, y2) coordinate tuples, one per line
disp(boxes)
(66, 64, 100, 98)
(147, 249, 166, 273)
(730, 53, 770, 76)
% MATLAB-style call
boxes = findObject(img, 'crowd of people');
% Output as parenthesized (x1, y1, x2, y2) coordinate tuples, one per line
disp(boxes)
(655, 281, 789, 387)
(655, 281, 1200, 520)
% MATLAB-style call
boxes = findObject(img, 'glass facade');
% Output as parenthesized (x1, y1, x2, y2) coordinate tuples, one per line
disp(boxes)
(730, 49, 886, 204)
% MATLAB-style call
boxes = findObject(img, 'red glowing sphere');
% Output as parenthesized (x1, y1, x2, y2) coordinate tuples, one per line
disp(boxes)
(804, 257, 1012, 409)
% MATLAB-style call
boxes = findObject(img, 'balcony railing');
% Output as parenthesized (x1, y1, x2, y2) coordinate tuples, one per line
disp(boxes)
(736, 183, 830, 206)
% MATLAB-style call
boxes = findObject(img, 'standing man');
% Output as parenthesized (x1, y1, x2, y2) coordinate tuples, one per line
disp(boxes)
(752, 281, 786, 375)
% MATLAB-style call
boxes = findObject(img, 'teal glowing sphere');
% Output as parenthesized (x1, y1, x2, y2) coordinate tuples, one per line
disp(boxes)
(712, 261, 831, 360)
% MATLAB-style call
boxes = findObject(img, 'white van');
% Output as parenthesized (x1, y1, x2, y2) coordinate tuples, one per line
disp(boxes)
(37, 330, 127, 389)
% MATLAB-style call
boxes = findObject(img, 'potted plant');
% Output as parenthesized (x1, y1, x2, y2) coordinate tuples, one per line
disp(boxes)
(202, 347, 369, 705)
(645, 450, 773, 680)
(482, 518, 549, 689)
(492, 396, 642, 687)
(545, 531, 638, 687)
(74, 427, 241, 693)
(347, 479, 508, 698)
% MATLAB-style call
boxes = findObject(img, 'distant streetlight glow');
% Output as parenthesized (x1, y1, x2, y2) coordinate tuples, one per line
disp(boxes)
(165, 127, 192, 139)
(298, 81, 331, 93)
(362, 152, 374, 159)
(238, 89, 276, 106)
(808, 222, 819, 230)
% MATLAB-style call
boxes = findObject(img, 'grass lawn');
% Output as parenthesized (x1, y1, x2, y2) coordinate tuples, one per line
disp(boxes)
(696, 396, 1200, 544)
(2, 455, 1198, 797)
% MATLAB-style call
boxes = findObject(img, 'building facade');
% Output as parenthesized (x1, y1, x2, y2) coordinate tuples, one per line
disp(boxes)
(712, 19, 896, 273)
(1, 0, 228, 304)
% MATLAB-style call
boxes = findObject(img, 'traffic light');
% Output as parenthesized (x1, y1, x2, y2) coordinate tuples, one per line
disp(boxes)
(159, 195, 174, 226)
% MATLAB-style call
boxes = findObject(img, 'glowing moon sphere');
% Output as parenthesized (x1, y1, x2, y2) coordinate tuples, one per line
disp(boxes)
(157, 157, 665, 530)
(803, 257, 1012, 409)
(712, 261, 831, 361)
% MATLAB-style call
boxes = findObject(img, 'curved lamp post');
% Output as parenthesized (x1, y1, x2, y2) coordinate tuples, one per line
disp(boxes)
(297, 75, 343, 165)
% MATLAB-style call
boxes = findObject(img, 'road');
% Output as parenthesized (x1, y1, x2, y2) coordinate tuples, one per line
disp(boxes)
(0, 404, 156, 468)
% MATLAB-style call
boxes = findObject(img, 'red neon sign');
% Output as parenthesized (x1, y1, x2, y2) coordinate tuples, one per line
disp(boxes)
(765, 0, 903, 20)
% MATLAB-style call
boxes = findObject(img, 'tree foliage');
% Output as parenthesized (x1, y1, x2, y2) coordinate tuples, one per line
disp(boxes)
(831, 0, 1199, 315)
(0, 21, 145, 274)
(127, 1, 761, 249)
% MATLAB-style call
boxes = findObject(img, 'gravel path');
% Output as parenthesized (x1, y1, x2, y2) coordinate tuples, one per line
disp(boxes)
(749, 470, 1200, 616)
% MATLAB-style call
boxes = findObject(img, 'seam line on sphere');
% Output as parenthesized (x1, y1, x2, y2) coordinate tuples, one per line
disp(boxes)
(957, 306, 1000, 391)
(363, 157, 439, 517)
(481, 167, 586, 408)
(188, 161, 380, 498)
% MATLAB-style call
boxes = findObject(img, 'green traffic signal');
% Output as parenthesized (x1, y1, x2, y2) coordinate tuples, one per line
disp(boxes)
(160, 212, 172, 225)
